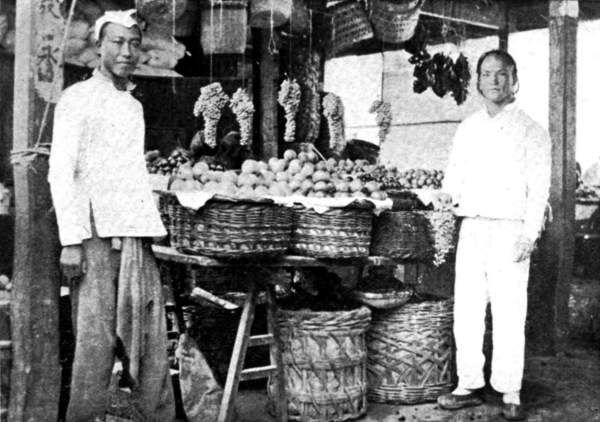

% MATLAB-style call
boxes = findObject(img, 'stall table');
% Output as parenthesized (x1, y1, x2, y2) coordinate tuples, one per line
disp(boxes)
(152, 245, 417, 422)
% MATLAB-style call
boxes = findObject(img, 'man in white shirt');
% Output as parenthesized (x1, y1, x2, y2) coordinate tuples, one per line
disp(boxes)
(49, 10, 174, 422)
(436, 50, 551, 421)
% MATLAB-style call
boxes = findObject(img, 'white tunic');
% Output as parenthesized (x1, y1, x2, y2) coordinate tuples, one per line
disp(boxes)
(442, 102, 551, 242)
(49, 70, 166, 246)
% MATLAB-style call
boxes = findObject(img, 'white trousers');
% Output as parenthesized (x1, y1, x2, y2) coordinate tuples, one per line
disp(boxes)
(454, 217, 530, 393)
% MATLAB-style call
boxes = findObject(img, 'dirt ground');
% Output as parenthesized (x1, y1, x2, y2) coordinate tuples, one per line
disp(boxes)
(235, 341, 600, 422)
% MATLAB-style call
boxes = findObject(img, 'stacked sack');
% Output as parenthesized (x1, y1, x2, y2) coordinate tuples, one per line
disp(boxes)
(64, 0, 185, 76)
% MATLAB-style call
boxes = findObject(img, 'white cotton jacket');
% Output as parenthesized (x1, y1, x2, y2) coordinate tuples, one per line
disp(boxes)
(442, 102, 551, 242)
(48, 70, 167, 246)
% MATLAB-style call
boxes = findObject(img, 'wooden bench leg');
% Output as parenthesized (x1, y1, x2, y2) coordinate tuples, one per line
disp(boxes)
(218, 282, 257, 422)
(266, 285, 288, 422)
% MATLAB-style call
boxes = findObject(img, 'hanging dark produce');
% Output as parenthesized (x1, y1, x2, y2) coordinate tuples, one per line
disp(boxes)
(410, 51, 472, 105)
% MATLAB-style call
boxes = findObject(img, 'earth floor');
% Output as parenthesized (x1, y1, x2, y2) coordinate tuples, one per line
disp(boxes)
(234, 341, 600, 422)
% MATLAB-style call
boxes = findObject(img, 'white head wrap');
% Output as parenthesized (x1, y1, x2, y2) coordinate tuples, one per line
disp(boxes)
(93, 9, 141, 42)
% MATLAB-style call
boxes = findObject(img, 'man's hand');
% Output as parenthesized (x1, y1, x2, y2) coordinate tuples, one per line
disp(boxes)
(60, 245, 85, 280)
(513, 236, 535, 262)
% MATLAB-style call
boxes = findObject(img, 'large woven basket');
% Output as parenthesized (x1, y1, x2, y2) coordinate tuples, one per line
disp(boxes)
(161, 191, 293, 258)
(370, 210, 458, 265)
(291, 205, 373, 258)
(268, 306, 372, 422)
(369, 0, 424, 43)
(327, 0, 374, 57)
(367, 295, 455, 404)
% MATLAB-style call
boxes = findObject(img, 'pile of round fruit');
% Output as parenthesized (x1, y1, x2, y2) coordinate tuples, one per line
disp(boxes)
(147, 149, 224, 175)
(360, 166, 444, 190)
(169, 149, 388, 200)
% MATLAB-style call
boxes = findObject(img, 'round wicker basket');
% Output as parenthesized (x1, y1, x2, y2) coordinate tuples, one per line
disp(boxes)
(367, 296, 455, 404)
(161, 191, 293, 258)
(268, 306, 372, 422)
(369, 0, 424, 44)
(291, 205, 374, 258)
(327, 0, 374, 57)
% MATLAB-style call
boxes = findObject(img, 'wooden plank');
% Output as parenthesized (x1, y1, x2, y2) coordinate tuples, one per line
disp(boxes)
(218, 282, 257, 422)
(189, 287, 239, 310)
(528, 0, 577, 355)
(257, 30, 279, 160)
(421, 0, 506, 29)
(239, 365, 278, 381)
(151, 245, 400, 268)
(9, 1, 62, 421)
(248, 333, 274, 347)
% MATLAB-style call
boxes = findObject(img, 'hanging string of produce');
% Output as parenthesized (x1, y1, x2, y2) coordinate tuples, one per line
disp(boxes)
(230, 88, 255, 147)
(407, 22, 472, 105)
(369, 100, 392, 145)
(278, 78, 301, 143)
(322, 93, 345, 153)
(193, 82, 230, 148)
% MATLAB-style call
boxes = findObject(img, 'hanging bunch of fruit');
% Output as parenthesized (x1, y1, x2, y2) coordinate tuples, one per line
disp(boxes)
(412, 52, 472, 106)
(278, 78, 302, 143)
(193, 82, 230, 148)
(369, 100, 392, 144)
(230, 88, 255, 147)
(322, 93, 346, 153)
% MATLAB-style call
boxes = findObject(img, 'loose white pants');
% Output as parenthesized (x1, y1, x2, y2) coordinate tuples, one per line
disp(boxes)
(453, 217, 530, 393)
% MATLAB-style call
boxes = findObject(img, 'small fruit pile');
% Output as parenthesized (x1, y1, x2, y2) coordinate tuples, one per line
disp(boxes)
(168, 149, 388, 200)
(146, 148, 190, 175)
(360, 167, 444, 190)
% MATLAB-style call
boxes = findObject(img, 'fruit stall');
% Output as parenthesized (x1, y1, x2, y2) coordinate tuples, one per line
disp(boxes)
(3, 0, 584, 421)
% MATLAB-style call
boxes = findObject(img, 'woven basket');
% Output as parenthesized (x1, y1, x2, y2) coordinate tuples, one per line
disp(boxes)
(249, 0, 293, 28)
(370, 210, 458, 265)
(369, 0, 424, 43)
(351, 288, 413, 310)
(268, 306, 372, 422)
(327, 0, 373, 57)
(367, 295, 455, 404)
(161, 191, 293, 258)
(200, 0, 248, 55)
(291, 205, 373, 258)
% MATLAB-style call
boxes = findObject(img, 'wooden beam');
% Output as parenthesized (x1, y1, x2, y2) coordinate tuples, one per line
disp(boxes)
(257, 30, 280, 160)
(9, 1, 62, 420)
(528, 0, 577, 355)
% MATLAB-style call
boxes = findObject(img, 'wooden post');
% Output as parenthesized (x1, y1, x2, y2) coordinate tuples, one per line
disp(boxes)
(528, 0, 577, 355)
(257, 30, 280, 160)
(9, 1, 62, 420)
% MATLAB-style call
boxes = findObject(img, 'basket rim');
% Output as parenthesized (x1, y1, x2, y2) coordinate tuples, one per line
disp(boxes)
(156, 189, 279, 206)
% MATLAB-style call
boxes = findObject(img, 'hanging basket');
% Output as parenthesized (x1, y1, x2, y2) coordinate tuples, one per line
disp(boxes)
(200, 0, 248, 55)
(136, 0, 188, 25)
(327, 0, 374, 57)
(367, 295, 455, 404)
(268, 306, 372, 422)
(249, 0, 293, 28)
(369, 0, 424, 44)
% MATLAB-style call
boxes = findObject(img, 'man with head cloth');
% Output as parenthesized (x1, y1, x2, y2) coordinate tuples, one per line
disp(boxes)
(436, 50, 551, 421)
(49, 10, 175, 422)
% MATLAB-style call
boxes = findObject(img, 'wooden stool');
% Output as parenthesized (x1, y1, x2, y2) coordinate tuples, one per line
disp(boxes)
(218, 281, 288, 422)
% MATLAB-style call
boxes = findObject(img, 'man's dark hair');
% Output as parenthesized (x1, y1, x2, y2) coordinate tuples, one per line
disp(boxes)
(476, 49, 519, 81)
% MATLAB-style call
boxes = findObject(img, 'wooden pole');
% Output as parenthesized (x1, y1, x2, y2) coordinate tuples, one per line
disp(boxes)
(528, 0, 577, 355)
(258, 30, 280, 160)
(9, 1, 62, 420)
